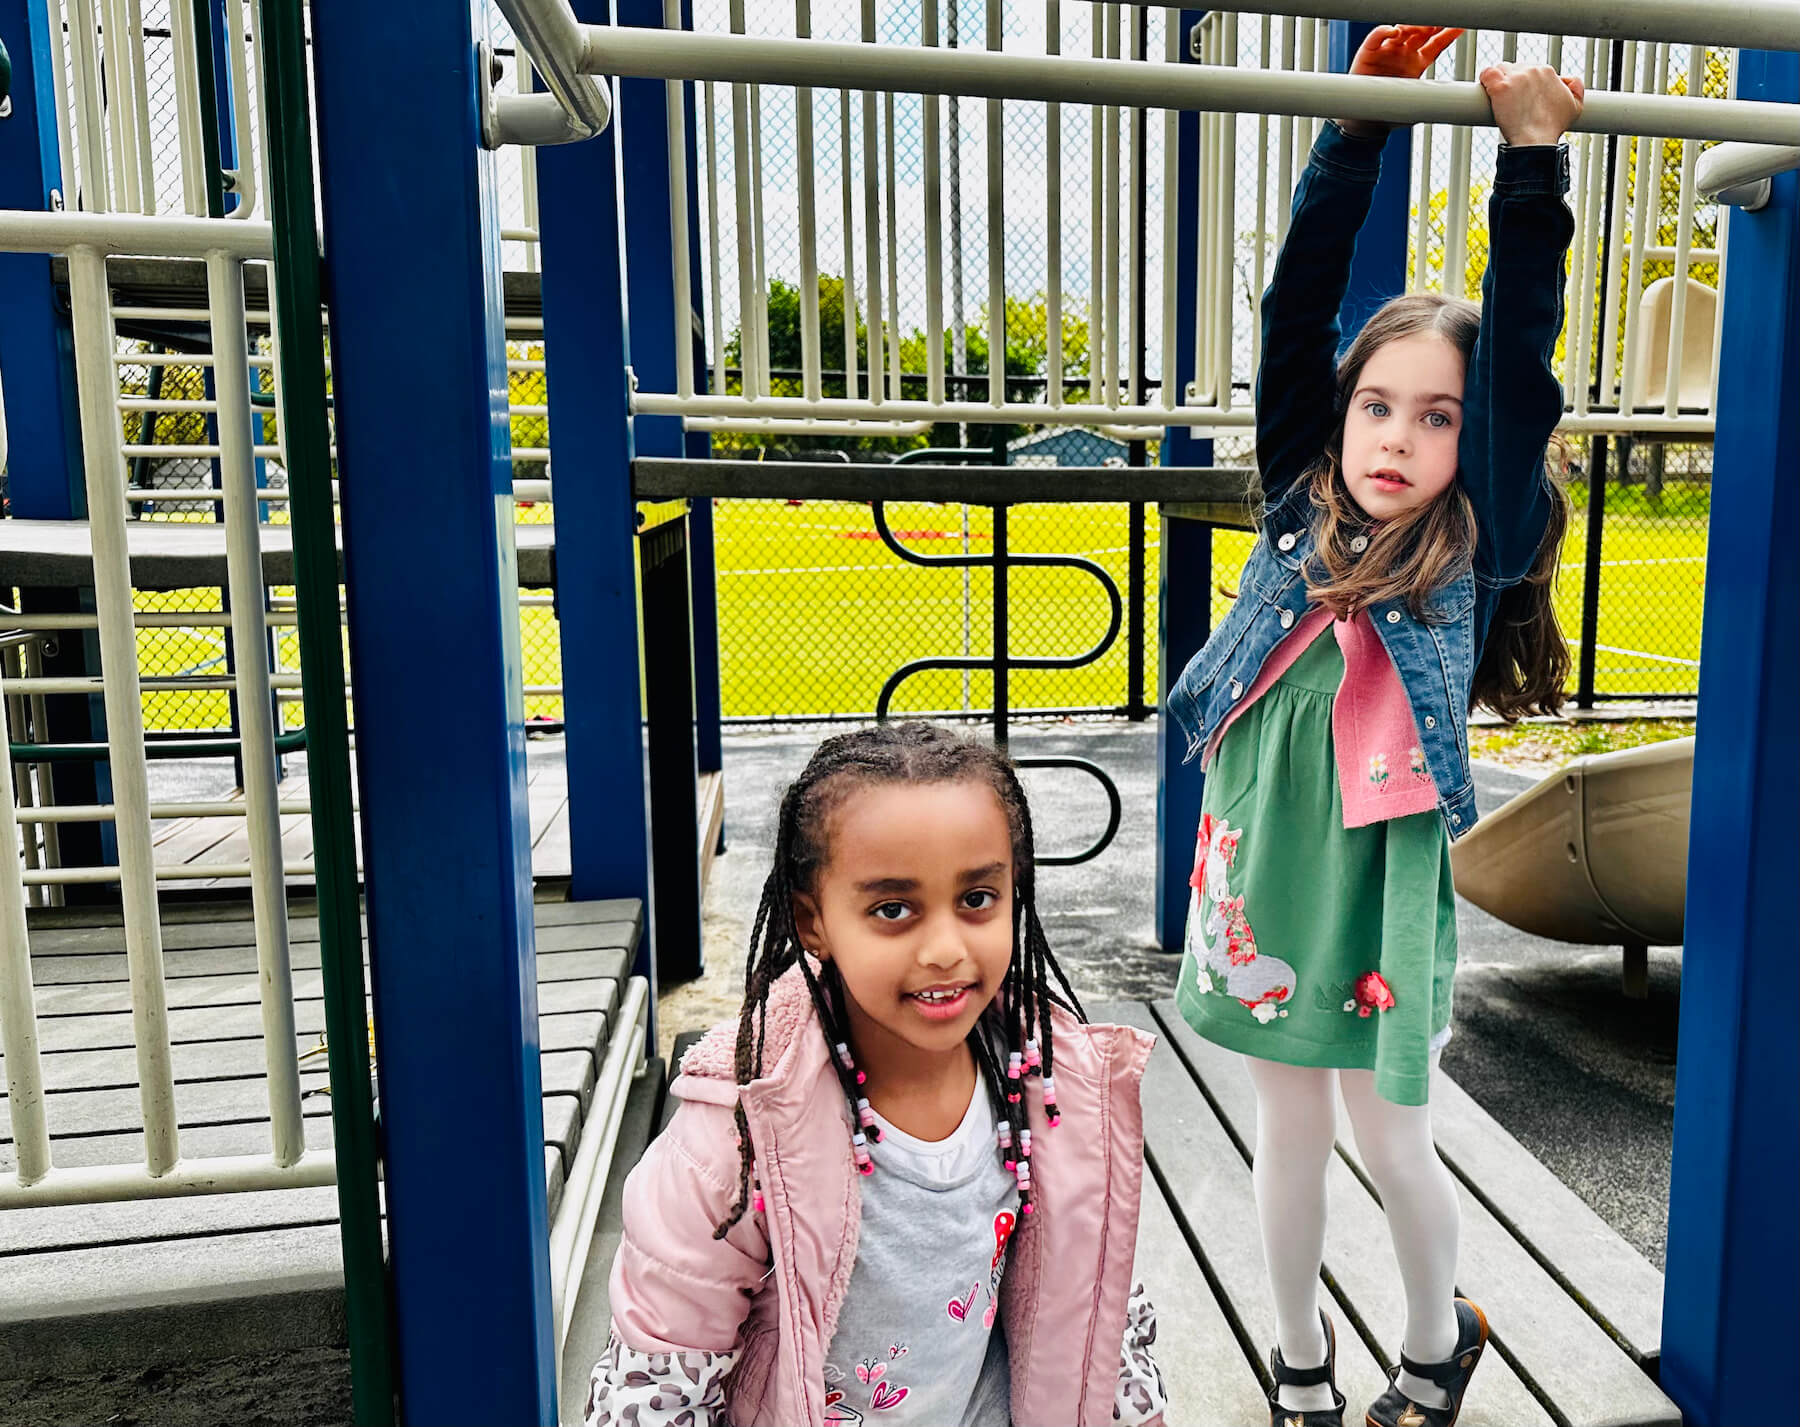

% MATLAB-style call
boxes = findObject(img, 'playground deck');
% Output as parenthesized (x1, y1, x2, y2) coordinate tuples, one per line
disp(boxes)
(0, 893, 641, 1391)
(142, 744, 723, 894)
(1109, 1000, 1678, 1427)
(564, 1000, 1679, 1427)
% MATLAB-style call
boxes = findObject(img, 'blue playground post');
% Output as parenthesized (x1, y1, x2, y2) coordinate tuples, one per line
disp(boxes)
(0, 0, 82, 519)
(1154, 9, 1208, 952)
(618, 0, 723, 787)
(1328, 21, 1414, 331)
(535, 0, 657, 1002)
(614, 0, 711, 954)
(1660, 49, 1799, 1427)
(307, 4, 555, 1420)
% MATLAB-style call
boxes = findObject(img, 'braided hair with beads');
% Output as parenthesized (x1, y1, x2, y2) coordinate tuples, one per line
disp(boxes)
(712, 721, 1086, 1238)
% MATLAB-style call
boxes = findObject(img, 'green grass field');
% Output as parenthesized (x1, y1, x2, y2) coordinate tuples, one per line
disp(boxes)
(133, 487, 1707, 732)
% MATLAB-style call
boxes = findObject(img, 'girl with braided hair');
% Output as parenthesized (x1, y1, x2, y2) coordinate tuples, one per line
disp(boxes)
(585, 722, 1166, 1427)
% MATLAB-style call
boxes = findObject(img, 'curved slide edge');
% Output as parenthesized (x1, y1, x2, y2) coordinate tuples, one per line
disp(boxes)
(1451, 737, 1693, 949)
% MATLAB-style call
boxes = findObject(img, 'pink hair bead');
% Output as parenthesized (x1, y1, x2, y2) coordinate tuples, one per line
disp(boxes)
(1022, 1201, 1035, 1215)
(1023, 1038, 1042, 1071)
(753, 1192, 766, 1214)
(857, 1097, 882, 1141)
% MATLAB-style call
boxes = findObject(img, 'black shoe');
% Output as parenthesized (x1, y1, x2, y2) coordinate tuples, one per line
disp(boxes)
(1268, 1309, 1347, 1427)
(1364, 1298, 1490, 1427)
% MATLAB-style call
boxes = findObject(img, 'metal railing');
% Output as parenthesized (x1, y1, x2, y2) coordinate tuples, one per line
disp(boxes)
(468, 2, 1782, 443)
(0, 210, 314, 1205)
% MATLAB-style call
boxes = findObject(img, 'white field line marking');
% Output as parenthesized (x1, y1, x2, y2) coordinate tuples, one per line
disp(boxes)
(1595, 643, 1702, 668)
(1559, 554, 1707, 570)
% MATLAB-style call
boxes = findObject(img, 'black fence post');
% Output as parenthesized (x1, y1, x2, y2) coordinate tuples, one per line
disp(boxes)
(640, 509, 704, 984)
(1576, 434, 1609, 710)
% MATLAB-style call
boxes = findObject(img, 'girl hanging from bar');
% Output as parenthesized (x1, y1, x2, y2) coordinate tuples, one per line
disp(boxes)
(1163, 25, 1581, 1427)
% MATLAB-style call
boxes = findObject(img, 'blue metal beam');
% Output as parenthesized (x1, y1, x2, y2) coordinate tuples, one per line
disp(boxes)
(306, 2, 554, 1419)
(1155, 9, 1210, 952)
(0, 0, 83, 517)
(535, 1, 657, 1002)
(1661, 49, 1799, 1427)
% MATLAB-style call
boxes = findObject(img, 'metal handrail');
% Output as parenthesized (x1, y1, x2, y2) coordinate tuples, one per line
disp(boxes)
(578, 28, 1796, 145)
(1697, 141, 1800, 210)
(485, 0, 613, 147)
(1127, 0, 1800, 54)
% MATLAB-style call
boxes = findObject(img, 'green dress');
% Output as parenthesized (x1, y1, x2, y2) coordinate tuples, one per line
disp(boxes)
(1173, 628, 1457, 1105)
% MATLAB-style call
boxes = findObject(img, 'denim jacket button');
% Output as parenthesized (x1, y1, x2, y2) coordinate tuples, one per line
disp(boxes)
(1230, 679, 1244, 700)
(1279, 608, 1295, 629)
(1425, 715, 1437, 729)
(1451, 813, 1462, 825)
(1385, 609, 1402, 624)
(1277, 532, 1297, 552)
(1349, 535, 1369, 553)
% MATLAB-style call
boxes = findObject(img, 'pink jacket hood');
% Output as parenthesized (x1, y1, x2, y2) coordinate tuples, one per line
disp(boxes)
(607, 966, 1155, 1427)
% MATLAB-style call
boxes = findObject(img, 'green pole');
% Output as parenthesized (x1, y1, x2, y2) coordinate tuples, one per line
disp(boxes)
(253, 1, 396, 1421)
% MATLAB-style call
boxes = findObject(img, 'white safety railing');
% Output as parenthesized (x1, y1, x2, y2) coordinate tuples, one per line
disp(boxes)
(0, 210, 325, 1206)
(607, 8, 1780, 440)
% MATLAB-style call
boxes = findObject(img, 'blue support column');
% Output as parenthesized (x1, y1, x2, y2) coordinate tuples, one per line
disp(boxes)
(535, 1, 656, 981)
(618, 0, 722, 784)
(306, 3, 555, 1420)
(1660, 49, 1799, 1427)
(1329, 21, 1413, 333)
(1154, 9, 1208, 951)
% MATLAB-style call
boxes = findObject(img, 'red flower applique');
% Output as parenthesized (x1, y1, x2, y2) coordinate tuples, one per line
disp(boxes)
(1354, 972, 1396, 1014)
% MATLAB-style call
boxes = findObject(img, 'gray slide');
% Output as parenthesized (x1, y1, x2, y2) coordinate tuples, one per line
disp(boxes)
(1450, 738, 1693, 996)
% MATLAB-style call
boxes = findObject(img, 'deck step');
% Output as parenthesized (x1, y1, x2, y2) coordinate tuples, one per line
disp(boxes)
(0, 896, 644, 1416)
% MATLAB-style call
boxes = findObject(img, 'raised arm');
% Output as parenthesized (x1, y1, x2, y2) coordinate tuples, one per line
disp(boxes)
(1458, 62, 1583, 583)
(1257, 26, 1461, 505)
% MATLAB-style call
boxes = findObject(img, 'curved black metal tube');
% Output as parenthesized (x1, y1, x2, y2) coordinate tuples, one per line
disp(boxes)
(871, 500, 1124, 718)
(1017, 755, 1122, 866)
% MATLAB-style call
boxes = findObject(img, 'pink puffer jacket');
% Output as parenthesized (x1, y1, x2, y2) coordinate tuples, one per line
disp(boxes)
(600, 967, 1159, 1427)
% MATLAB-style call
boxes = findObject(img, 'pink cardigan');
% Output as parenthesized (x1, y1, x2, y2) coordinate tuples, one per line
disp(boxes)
(1204, 606, 1439, 827)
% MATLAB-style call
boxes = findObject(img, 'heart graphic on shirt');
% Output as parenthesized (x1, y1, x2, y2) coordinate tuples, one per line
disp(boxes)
(854, 1361, 885, 1384)
(825, 1391, 845, 1408)
(991, 1210, 1016, 1269)
(870, 1382, 910, 1411)
(946, 1283, 980, 1322)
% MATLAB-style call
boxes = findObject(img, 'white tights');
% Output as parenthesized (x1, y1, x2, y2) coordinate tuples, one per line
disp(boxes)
(1242, 1055, 1461, 1413)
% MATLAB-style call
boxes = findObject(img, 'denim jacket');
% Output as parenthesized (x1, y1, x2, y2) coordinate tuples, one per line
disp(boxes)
(1166, 121, 1574, 839)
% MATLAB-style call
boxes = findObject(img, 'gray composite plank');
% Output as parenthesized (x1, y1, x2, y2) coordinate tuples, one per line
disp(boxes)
(1151, 1006, 1554, 1427)
(29, 945, 627, 1014)
(1427, 1072, 1665, 1365)
(1131, 1160, 1270, 1425)
(26, 939, 630, 990)
(15, 978, 618, 1055)
(1150, 994, 1680, 1427)
(1105, 1003, 1395, 1413)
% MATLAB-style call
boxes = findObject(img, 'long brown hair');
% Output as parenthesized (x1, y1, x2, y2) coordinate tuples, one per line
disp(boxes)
(1295, 292, 1571, 720)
